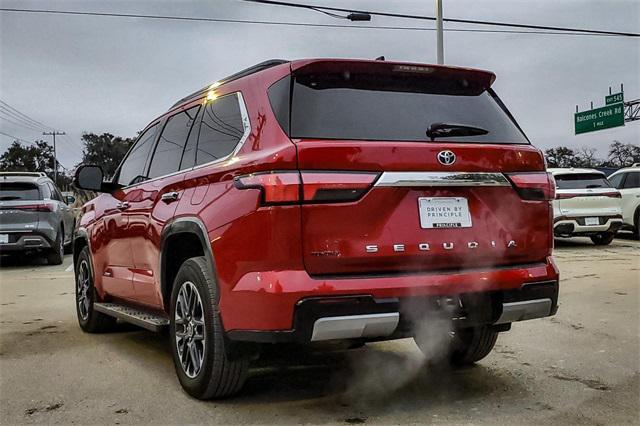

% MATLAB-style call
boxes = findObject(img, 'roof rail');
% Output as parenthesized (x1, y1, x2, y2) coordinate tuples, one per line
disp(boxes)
(0, 171, 47, 178)
(170, 59, 289, 109)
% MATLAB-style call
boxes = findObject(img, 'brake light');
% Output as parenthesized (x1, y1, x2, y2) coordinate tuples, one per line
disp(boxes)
(0, 203, 54, 212)
(234, 172, 300, 204)
(506, 172, 555, 201)
(555, 191, 621, 200)
(301, 172, 379, 202)
(234, 171, 380, 205)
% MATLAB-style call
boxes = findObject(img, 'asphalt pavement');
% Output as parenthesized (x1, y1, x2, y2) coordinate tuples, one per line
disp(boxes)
(0, 236, 638, 425)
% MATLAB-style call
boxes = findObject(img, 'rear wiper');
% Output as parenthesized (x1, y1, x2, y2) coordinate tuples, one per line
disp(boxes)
(426, 122, 489, 141)
(0, 196, 21, 201)
(585, 184, 603, 188)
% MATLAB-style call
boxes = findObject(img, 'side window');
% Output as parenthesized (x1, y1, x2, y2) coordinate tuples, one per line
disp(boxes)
(117, 123, 159, 186)
(623, 172, 640, 189)
(48, 183, 62, 201)
(40, 182, 52, 199)
(608, 173, 624, 189)
(195, 93, 246, 166)
(148, 105, 200, 179)
(179, 111, 201, 171)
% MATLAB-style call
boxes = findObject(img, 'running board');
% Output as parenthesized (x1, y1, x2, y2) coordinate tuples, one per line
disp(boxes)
(93, 303, 169, 332)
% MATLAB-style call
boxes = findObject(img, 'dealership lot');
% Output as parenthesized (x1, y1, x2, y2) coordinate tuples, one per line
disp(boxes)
(0, 237, 638, 425)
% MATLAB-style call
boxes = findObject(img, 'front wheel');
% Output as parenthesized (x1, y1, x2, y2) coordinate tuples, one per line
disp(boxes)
(170, 257, 248, 399)
(590, 232, 615, 246)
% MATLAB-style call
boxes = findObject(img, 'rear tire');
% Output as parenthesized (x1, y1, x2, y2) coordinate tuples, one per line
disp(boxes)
(414, 325, 498, 366)
(170, 257, 248, 399)
(46, 226, 64, 265)
(633, 209, 640, 240)
(590, 232, 615, 246)
(449, 326, 499, 365)
(75, 246, 117, 333)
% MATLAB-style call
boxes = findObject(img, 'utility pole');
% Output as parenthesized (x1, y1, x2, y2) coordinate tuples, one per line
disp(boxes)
(42, 131, 65, 185)
(436, 0, 444, 64)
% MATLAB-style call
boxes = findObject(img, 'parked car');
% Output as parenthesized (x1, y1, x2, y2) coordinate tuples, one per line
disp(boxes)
(73, 59, 559, 399)
(607, 164, 640, 238)
(549, 168, 623, 245)
(0, 172, 76, 264)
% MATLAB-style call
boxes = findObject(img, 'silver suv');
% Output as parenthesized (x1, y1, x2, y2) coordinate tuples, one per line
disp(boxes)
(0, 172, 75, 264)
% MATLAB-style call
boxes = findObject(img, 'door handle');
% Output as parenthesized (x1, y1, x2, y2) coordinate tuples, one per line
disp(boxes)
(116, 201, 130, 210)
(161, 191, 180, 203)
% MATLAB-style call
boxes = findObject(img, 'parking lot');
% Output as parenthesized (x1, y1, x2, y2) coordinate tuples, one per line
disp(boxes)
(0, 237, 638, 425)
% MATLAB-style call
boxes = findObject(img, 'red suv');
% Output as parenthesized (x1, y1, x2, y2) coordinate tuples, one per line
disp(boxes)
(73, 58, 559, 399)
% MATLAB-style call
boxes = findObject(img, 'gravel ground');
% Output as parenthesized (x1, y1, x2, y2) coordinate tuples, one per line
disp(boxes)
(1, 236, 638, 425)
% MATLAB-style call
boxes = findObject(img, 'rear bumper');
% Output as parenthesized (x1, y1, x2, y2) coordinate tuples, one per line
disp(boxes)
(0, 231, 54, 252)
(224, 258, 559, 343)
(553, 215, 623, 237)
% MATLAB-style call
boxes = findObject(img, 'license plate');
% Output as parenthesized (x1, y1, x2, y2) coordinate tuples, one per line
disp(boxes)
(0, 234, 8, 244)
(418, 197, 472, 229)
(584, 217, 599, 226)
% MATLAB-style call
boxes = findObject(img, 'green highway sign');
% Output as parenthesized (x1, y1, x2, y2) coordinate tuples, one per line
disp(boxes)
(575, 104, 625, 134)
(605, 92, 624, 105)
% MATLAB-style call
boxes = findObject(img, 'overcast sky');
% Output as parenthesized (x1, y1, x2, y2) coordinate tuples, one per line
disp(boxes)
(1, 0, 638, 170)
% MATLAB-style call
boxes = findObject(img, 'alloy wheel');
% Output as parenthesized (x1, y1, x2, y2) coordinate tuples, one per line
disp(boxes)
(175, 281, 206, 379)
(76, 260, 91, 320)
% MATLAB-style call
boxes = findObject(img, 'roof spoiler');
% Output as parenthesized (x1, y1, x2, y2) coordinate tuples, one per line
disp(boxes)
(291, 59, 496, 96)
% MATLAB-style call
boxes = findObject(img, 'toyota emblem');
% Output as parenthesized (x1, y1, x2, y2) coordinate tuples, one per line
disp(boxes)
(437, 150, 456, 165)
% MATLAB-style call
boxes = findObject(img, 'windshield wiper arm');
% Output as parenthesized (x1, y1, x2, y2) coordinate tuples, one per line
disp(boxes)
(426, 122, 489, 141)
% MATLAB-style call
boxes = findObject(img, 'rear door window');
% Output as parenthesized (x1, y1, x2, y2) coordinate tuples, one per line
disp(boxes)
(0, 182, 41, 200)
(117, 123, 159, 186)
(148, 105, 200, 179)
(194, 93, 246, 166)
(555, 173, 612, 189)
(287, 74, 528, 143)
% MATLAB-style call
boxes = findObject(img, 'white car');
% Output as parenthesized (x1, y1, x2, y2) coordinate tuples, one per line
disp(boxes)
(549, 168, 623, 245)
(607, 164, 640, 238)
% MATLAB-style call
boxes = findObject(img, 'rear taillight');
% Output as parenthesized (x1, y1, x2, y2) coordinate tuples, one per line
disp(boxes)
(0, 203, 54, 212)
(301, 172, 379, 202)
(234, 172, 300, 205)
(234, 171, 380, 205)
(556, 191, 621, 200)
(506, 172, 555, 201)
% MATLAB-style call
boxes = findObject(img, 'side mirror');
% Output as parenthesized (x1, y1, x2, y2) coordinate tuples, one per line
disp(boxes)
(65, 195, 76, 205)
(74, 165, 120, 193)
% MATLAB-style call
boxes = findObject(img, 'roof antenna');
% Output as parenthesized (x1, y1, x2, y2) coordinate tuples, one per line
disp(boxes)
(375, 56, 385, 61)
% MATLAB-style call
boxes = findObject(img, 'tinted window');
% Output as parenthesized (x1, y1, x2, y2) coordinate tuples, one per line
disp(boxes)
(48, 183, 62, 201)
(117, 123, 159, 186)
(195, 94, 245, 165)
(148, 106, 200, 179)
(268, 76, 290, 133)
(608, 173, 624, 189)
(623, 172, 640, 189)
(0, 182, 40, 200)
(179, 107, 203, 170)
(555, 173, 611, 189)
(290, 75, 528, 143)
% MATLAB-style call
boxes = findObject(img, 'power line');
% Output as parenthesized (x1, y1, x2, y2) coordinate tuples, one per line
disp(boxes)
(0, 100, 57, 131)
(0, 7, 635, 37)
(242, 0, 639, 37)
(0, 115, 46, 132)
(0, 106, 52, 131)
(0, 130, 35, 145)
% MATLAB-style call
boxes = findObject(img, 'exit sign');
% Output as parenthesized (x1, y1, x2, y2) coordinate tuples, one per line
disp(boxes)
(605, 92, 624, 105)
(575, 104, 624, 134)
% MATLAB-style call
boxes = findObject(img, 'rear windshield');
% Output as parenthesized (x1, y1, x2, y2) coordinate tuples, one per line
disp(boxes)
(270, 74, 528, 144)
(0, 182, 41, 200)
(555, 173, 611, 189)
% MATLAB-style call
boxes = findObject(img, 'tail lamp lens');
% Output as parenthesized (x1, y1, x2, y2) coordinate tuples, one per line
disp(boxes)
(234, 171, 380, 205)
(301, 172, 379, 202)
(507, 172, 555, 201)
(0, 203, 54, 212)
(234, 172, 300, 204)
(556, 191, 621, 200)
